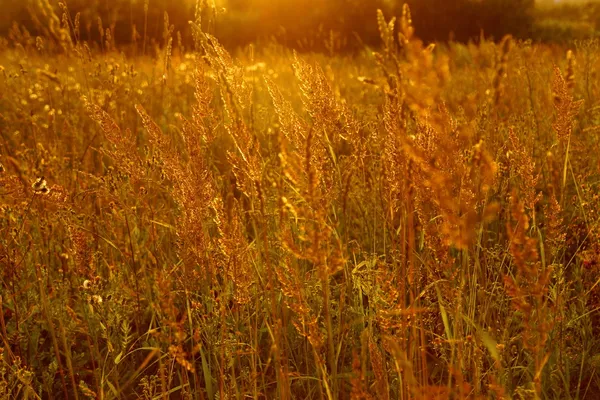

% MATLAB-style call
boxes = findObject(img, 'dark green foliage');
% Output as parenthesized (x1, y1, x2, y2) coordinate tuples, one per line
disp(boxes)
(402, 0, 535, 41)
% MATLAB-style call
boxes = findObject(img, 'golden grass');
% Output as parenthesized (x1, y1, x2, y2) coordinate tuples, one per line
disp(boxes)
(1, 5, 600, 400)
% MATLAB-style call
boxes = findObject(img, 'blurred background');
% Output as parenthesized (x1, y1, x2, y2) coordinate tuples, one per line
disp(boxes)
(2, 0, 600, 50)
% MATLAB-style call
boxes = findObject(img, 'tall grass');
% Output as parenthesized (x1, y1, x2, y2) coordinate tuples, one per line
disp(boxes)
(1, 3, 599, 399)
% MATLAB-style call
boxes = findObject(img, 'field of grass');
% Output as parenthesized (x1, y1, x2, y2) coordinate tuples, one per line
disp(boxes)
(1, 5, 600, 400)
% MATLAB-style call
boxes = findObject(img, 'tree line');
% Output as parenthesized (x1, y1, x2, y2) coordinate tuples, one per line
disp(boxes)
(2, 0, 537, 50)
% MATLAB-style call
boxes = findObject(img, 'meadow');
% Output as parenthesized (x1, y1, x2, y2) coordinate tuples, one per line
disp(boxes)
(1, 3, 600, 399)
